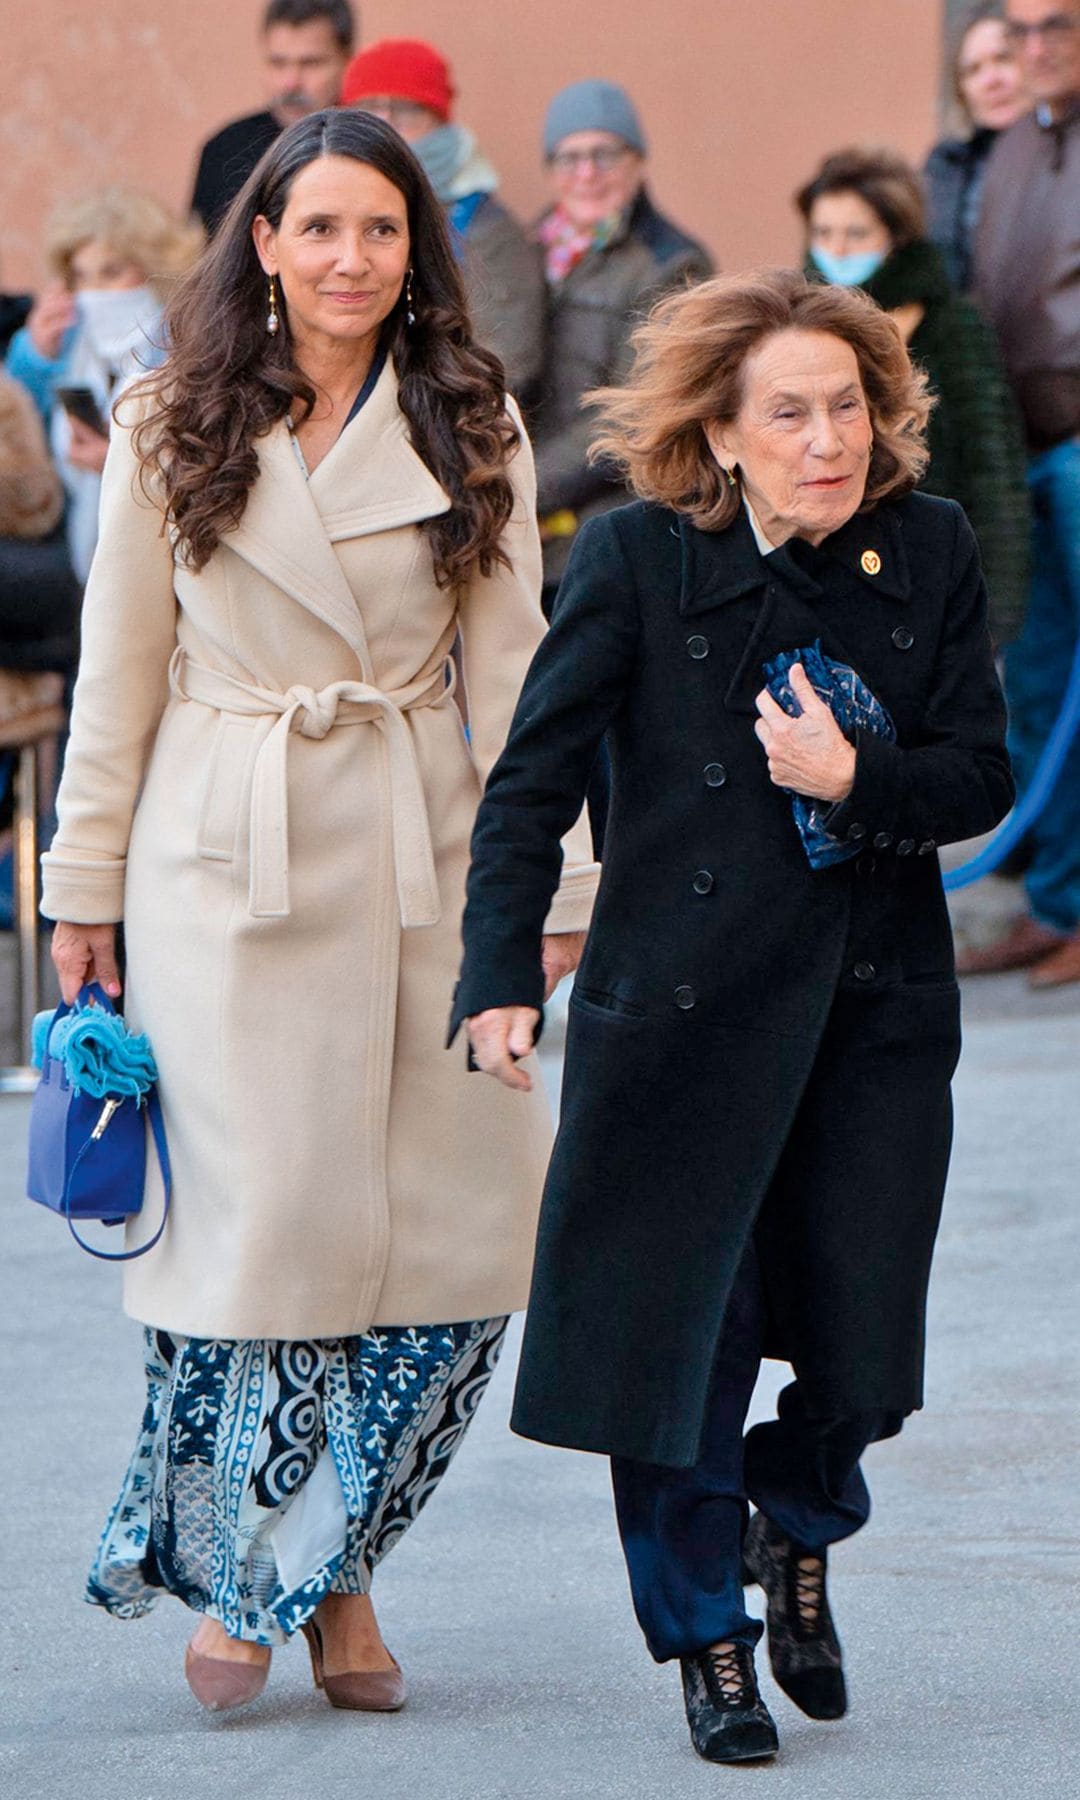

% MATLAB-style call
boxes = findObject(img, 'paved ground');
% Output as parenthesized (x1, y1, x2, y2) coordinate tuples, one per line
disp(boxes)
(1, 875, 1078, 1799)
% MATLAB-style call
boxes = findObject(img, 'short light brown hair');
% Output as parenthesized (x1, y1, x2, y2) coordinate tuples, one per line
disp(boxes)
(794, 147, 925, 249)
(45, 188, 204, 297)
(587, 269, 932, 534)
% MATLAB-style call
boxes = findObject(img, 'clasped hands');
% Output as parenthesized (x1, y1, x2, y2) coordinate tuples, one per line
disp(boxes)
(466, 930, 585, 1092)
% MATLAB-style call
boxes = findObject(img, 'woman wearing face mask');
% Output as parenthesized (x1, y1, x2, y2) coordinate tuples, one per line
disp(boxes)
(923, 2, 1030, 293)
(797, 146, 1030, 648)
(5, 190, 203, 580)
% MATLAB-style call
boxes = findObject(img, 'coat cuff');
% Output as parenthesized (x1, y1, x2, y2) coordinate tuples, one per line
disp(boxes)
(820, 728, 906, 846)
(39, 851, 126, 923)
(542, 858, 599, 936)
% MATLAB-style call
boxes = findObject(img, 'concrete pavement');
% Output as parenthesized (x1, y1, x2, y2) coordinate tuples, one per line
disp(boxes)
(1, 894, 1078, 1799)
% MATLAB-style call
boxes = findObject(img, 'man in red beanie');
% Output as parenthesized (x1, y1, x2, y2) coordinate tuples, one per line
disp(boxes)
(342, 39, 544, 401)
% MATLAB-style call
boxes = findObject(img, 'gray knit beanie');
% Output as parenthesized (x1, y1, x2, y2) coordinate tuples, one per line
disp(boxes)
(543, 80, 647, 159)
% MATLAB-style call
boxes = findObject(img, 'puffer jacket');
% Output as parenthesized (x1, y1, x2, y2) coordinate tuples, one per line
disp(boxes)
(532, 187, 713, 589)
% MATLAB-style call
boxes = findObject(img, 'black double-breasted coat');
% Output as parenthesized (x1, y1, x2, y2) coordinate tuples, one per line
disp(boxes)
(450, 492, 1013, 1467)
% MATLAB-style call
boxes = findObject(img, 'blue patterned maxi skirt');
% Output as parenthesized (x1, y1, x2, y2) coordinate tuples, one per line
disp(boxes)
(87, 1317, 508, 1644)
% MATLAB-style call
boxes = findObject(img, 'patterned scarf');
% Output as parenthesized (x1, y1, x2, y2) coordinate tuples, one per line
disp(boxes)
(537, 204, 622, 285)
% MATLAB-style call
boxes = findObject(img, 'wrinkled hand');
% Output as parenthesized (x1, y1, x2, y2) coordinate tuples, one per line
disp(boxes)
(466, 1006, 541, 1092)
(51, 921, 122, 1005)
(754, 663, 856, 803)
(65, 415, 109, 473)
(28, 281, 76, 362)
(541, 929, 587, 1000)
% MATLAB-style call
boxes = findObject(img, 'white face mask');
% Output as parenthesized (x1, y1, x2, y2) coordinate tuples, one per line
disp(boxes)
(76, 286, 158, 363)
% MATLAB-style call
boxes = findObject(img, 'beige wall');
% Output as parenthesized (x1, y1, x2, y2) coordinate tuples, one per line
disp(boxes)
(4, 1, 943, 291)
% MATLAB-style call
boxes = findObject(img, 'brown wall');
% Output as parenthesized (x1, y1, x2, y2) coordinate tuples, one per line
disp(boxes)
(4, 1, 943, 291)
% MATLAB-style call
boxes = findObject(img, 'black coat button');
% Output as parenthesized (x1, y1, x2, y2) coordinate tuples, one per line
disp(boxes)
(846, 822, 867, 841)
(892, 626, 914, 651)
(897, 838, 915, 856)
(873, 831, 892, 850)
(704, 763, 727, 788)
(692, 870, 714, 895)
(674, 985, 696, 1009)
(853, 961, 876, 982)
(918, 839, 937, 856)
(855, 852, 877, 876)
(687, 635, 709, 660)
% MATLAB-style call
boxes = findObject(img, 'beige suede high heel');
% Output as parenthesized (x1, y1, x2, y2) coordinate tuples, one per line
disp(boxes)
(301, 1617, 406, 1712)
(184, 1640, 271, 1711)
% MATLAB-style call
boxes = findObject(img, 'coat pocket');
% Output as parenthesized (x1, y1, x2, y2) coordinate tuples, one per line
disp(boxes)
(195, 715, 256, 862)
(570, 984, 647, 1020)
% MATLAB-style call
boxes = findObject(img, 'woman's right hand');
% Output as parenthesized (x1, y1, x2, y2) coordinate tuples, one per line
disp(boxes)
(466, 1006, 541, 1092)
(27, 282, 77, 363)
(51, 921, 122, 1004)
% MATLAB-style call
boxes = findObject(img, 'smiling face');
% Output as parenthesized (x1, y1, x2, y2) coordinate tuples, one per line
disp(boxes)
(548, 130, 644, 230)
(957, 16, 1029, 129)
(252, 155, 411, 356)
(708, 328, 874, 547)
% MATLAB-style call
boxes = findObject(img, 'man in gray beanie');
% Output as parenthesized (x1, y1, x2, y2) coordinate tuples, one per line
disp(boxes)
(530, 78, 713, 851)
(532, 79, 713, 607)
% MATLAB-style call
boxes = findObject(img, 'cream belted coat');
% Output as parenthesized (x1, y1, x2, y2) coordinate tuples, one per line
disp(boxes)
(40, 360, 598, 1339)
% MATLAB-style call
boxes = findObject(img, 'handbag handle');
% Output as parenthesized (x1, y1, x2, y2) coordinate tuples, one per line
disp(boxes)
(62, 1086, 172, 1263)
(42, 980, 118, 1061)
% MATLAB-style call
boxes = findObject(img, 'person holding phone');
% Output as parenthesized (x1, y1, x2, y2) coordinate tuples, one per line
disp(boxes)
(6, 189, 202, 580)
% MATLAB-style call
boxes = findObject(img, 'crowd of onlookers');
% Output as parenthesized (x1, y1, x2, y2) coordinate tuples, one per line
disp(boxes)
(0, 0, 1077, 979)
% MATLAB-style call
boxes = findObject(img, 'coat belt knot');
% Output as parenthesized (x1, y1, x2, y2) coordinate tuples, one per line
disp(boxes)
(169, 646, 445, 928)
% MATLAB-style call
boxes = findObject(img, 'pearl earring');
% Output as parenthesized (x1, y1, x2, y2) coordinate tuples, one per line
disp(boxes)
(266, 275, 279, 337)
(405, 269, 416, 327)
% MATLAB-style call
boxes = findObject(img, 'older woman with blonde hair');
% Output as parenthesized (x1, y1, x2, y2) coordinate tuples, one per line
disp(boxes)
(7, 188, 204, 579)
(452, 269, 1012, 1765)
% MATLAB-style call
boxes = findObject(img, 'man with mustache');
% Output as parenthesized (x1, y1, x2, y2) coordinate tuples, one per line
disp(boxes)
(191, 0, 357, 234)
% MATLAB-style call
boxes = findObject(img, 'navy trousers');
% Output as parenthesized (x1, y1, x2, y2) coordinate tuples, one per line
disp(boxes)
(611, 1243, 904, 1662)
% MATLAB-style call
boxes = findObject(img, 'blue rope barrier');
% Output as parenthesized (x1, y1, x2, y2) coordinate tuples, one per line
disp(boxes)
(943, 637, 1080, 892)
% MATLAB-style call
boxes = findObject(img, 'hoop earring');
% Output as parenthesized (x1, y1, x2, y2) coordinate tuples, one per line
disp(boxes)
(405, 269, 416, 327)
(266, 275, 279, 337)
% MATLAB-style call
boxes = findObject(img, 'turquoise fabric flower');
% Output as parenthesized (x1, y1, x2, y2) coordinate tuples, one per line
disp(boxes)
(31, 1001, 157, 1099)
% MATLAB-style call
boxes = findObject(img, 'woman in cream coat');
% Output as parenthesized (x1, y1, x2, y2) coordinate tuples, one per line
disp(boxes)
(43, 110, 595, 1713)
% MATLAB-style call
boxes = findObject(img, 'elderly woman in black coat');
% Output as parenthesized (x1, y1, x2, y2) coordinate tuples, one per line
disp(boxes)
(450, 270, 1012, 1767)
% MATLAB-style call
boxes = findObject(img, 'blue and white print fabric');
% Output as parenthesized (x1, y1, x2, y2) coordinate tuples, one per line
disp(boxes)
(761, 639, 896, 870)
(87, 1317, 507, 1645)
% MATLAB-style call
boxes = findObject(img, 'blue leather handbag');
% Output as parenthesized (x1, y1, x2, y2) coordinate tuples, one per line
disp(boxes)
(26, 983, 171, 1261)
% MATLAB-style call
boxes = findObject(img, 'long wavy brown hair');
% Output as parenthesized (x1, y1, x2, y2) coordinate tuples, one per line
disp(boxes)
(130, 110, 518, 585)
(587, 269, 932, 533)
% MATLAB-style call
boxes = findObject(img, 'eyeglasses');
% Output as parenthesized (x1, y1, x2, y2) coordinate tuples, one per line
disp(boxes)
(353, 97, 433, 127)
(1004, 13, 1078, 42)
(549, 147, 632, 174)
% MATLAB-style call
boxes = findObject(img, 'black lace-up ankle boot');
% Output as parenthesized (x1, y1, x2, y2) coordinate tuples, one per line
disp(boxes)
(678, 1640, 779, 1763)
(742, 1510, 847, 1719)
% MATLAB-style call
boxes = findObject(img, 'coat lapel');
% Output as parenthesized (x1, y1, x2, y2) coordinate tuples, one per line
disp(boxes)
(221, 360, 452, 674)
(681, 504, 913, 716)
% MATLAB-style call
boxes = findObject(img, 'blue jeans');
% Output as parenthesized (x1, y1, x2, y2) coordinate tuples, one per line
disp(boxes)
(611, 1244, 902, 1662)
(1006, 438, 1080, 932)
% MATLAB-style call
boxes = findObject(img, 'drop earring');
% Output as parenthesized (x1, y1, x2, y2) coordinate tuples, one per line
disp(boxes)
(405, 269, 416, 327)
(724, 466, 737, 489)
(266, 275, 279, 336)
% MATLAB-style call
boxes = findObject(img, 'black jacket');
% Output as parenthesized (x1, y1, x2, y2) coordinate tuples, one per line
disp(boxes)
(452, 494, 1012, 1465)
(923, 128, 999, 292)
(191, 111, 282, 234)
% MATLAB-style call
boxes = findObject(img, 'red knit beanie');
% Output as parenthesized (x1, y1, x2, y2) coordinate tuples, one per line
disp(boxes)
(341, 39, 455, 120)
